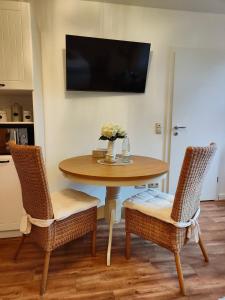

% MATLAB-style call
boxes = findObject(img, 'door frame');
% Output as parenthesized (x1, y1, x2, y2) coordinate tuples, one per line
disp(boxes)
(162, 48, 176, 193)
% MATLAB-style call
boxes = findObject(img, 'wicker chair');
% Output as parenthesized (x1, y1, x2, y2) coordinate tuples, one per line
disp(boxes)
(123, 144, 216, 295)
(9, 143, 99, 295)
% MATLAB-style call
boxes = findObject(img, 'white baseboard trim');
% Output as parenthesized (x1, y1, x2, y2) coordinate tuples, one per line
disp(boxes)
(218, 194, 225, 200)
(0, 230, 21, 239)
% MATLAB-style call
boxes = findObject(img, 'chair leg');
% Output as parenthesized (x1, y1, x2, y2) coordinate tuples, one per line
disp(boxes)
(14, 234, 26, 260)
(125, 231, 131, 259)
(174, 252, 186, 295)
(40, 251, 51, 296)
(92, 230, 96, 257)
(198, 235, 209, 262)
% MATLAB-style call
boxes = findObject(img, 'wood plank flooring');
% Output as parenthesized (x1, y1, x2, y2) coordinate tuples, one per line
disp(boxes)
(0, 201, 225, 300)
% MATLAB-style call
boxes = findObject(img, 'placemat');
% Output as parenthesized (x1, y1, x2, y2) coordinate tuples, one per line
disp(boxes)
(97, 158, 133, 166)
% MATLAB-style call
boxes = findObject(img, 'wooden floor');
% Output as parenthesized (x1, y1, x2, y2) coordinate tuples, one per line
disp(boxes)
(1, 201, 225, 300)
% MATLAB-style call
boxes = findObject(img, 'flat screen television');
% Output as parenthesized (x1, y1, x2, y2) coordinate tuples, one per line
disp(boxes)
(66, 35, 151, 93)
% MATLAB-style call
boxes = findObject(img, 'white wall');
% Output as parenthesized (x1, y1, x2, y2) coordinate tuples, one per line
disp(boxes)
(32, 0, 225, 202)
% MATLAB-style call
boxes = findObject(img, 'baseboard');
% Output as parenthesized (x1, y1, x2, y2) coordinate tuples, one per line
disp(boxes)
(0, 230, 21, 239)
(218, 194, 225, 200)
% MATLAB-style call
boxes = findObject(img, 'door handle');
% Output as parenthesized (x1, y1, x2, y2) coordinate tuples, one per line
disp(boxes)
(0, 160, 10, 163)
(174, 126, 186, 130)
(0, 83, 5, 87)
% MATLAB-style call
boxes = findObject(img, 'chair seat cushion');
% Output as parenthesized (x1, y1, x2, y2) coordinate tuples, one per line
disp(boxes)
(51, 189, 99, 221)
(123, 189, 176, 225)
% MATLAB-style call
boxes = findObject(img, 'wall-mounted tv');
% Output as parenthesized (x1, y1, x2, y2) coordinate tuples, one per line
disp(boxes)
(66, 35, 151, 93)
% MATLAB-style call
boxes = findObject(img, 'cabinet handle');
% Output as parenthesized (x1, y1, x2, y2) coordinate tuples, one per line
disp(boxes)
(0, 160, 10, 163)
(0, 83, 6, 87)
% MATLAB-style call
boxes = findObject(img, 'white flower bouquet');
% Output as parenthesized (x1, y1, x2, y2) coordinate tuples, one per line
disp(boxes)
(99, 123, 126, 141)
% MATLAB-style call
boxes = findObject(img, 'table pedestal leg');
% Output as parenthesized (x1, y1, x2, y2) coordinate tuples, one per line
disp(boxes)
(107, 208, 115, 266)
(105, 186, 121, 266)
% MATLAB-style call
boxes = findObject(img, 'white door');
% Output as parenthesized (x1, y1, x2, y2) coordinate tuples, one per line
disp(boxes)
(169, 48, 225, 200)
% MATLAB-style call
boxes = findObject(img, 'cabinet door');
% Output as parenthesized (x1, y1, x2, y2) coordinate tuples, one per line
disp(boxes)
(0, 1, 32, 90)
(0, 155, 23, 231)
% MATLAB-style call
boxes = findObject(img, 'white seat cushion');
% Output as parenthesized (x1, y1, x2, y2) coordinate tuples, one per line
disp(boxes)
(51, 189, 100, 221)
(123, 189, 176, 225)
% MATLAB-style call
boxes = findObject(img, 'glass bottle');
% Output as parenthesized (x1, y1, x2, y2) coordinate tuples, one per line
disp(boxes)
(122, 136, 130, 163)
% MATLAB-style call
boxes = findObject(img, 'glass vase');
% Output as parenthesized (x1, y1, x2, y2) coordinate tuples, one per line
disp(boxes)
(105, 140, 116, 163)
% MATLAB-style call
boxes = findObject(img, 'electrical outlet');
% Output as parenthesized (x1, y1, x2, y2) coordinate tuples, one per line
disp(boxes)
(148, 183, 159, 189)
(135, 184, 147, 189)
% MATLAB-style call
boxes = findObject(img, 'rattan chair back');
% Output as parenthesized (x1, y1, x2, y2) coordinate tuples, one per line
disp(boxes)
(9, 142, 53, 220)
(171, 143, 217, 223)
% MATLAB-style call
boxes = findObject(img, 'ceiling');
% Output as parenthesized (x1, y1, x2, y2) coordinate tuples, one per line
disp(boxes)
(84, 0, 225, 15)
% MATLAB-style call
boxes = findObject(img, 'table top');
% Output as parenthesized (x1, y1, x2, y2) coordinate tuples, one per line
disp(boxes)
(59, 155, 168, 187)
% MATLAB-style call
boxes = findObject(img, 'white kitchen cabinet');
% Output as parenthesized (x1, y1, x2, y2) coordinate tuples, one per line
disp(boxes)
(0, 1, 44, 238)
(0, 94, 34, 236)
(0, 155, 23, 232)
(0, 1, 33, 90)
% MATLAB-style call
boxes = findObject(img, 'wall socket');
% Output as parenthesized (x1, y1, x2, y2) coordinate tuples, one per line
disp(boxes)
(135, 183, 159, 189)
(135, 184, 147, 189)
(148, 183, 159, 189)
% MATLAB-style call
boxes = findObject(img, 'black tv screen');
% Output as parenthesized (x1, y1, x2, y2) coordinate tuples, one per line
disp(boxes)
(66, 35, 151, 93)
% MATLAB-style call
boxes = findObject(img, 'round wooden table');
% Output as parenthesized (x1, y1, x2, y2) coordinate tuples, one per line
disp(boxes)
(59, 155, 168, 266)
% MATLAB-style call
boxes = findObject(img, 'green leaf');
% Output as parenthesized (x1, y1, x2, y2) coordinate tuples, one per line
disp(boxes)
(99, 136, 108, 140)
